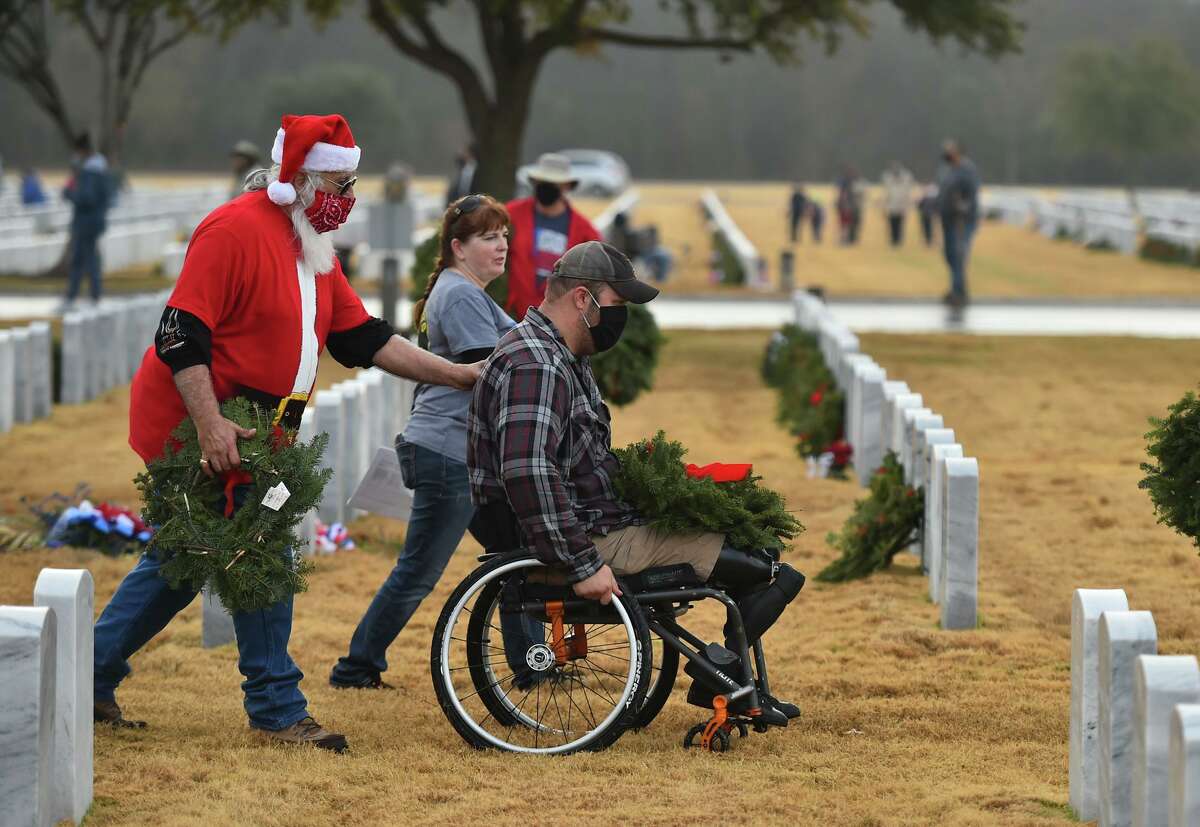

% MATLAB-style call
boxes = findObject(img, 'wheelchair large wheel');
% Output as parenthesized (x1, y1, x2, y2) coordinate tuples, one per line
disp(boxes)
(431, 554, 652, 754)
(630, 631, 679, 730)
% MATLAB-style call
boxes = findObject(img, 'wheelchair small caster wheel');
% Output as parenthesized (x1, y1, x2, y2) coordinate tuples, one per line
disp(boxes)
(683, 723, 730, 752)
(733, 720, 749, 738)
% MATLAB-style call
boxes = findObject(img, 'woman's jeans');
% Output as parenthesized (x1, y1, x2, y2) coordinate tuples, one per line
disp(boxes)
(93, 484, 309, 731)
(330, 437, 476, 685)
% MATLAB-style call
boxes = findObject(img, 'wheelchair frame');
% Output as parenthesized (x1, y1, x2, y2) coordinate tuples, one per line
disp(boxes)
(431, 551, 778, 753)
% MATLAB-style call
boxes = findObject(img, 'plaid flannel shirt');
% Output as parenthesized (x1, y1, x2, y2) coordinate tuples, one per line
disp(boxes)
(467, 308, 639, 583)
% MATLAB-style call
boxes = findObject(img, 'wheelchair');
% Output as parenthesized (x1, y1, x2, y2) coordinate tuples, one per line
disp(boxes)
(430, 518, 795, 755)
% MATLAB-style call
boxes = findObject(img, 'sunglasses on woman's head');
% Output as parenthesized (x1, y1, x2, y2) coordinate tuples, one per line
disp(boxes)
(453, 194, 484, 217)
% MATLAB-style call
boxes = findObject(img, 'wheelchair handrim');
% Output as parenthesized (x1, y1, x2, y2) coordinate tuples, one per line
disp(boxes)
(475, 583, 549, 732)
(438, 558, 641, 754)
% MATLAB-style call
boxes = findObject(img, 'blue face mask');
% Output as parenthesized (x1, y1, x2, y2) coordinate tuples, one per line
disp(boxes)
(580, 291, 628, 353)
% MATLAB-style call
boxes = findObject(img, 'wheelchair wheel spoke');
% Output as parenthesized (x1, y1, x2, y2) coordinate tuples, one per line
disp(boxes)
(449, 635, 508, 654)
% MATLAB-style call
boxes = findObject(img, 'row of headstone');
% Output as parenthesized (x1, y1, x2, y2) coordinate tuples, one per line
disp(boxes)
(1069, 589, 1200, 826)
(59, 291, 170, 405)
(0, 321, 53, 434)
(0, 221, 181, 277)
(699, 189, 768, 289)
(793, 290, 979, 630)
(201, 367, 417, 648)
(0, 568, 94, 826)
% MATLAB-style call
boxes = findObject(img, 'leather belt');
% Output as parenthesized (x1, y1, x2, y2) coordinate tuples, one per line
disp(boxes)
(235, 386, 309, 430)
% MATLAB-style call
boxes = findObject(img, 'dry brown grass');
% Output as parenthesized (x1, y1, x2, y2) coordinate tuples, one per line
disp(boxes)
(2, 329, 1199, 825)
(715, 182, 1200, 300)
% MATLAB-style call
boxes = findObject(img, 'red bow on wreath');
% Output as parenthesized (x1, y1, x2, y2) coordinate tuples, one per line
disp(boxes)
(221, 470, 254, 517)
(686, 462, 753, 483)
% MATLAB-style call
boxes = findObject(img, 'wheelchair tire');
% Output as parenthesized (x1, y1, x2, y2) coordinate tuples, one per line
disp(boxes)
(630, 632, 679, 731)
(431, 554, 653, 754)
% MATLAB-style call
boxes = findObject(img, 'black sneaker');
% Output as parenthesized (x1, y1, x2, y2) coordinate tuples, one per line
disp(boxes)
(685, 681, 789, 728)
(759, 690, 801, 719)
(330, 675, 394, 690)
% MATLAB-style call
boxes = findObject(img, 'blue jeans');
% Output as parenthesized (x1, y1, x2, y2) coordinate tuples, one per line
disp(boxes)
(67, 227, 103, 301)
(93, 485, 309, 731)
(941, 215, 977, 297)
(329, 437, 476, 685)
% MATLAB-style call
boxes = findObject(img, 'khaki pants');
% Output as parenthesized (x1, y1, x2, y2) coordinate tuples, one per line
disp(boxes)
(592, 523, 723, 581)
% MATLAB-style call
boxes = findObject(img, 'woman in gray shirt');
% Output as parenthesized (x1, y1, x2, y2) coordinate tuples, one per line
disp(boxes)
(330, 194, 514, 688)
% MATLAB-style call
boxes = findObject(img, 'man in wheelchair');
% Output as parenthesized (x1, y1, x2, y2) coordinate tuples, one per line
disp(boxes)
(466, 241, 805, 730)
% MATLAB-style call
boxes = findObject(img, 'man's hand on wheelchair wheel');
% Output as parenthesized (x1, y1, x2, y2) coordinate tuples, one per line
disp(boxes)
(573, 565, 622, 605)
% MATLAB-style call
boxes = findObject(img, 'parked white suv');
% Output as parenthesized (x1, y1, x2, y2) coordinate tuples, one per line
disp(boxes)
(516, 149, 630, 198)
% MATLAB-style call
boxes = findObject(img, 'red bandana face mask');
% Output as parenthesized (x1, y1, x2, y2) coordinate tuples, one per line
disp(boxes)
(304, 189, 355, 234)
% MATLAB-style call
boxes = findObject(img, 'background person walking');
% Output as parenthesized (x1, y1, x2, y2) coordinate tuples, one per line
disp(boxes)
(880, 161, 915, 246)
(936, 140, 980, 308)
(62, 132, 112, 308)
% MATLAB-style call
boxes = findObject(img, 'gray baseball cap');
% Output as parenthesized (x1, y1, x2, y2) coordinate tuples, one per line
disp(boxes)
(551, 240, 659, 304)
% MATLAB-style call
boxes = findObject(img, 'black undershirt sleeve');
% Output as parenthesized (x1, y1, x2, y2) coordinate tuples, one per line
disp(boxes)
(325, 317, 396, 369)
(154, 307, 212, 374)
(456, 347, 493, 364)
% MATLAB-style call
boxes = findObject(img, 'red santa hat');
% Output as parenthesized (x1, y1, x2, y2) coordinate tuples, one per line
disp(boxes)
(266, 114, 361, 206)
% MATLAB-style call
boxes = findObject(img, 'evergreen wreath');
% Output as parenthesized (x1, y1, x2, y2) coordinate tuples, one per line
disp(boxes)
(591, 304, 664, 407)
(818, 452, 923, 582)
(613, 431, 803, 552)
(1140, 389, 1200, 549)
(764, 325, 846, 458)
(134, 397, 332, 613)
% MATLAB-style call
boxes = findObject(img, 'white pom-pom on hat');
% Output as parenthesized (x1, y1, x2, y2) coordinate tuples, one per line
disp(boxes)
(267, 180, 297, 206)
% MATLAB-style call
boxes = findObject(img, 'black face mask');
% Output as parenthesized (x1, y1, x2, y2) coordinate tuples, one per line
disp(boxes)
(581, 292, 628, 353)
(534, 181, 562, 207)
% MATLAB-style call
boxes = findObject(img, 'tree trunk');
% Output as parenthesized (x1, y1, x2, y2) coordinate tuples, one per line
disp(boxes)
(471, 105, 529, 203)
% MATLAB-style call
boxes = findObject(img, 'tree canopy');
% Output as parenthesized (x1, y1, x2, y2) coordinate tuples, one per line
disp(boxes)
(304, 0, 1024, 198)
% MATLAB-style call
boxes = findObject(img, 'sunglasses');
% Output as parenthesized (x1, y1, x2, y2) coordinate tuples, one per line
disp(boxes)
(321, 174, 357, 196)
(452, 194, 485, 218)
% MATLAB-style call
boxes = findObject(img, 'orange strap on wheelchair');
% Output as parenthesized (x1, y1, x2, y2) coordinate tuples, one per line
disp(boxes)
(567, 623, 588, 659)
(546, 600, 567, 666)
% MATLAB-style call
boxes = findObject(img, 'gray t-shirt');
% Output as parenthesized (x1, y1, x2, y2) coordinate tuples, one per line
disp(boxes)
(403, 269, 515, 463)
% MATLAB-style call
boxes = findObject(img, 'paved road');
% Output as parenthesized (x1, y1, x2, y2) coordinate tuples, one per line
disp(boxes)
(3, 293, 1200, 338)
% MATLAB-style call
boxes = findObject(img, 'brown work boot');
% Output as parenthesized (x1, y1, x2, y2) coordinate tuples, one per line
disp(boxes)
(94, 699, 147, 729)
(256, 716, 348, 753)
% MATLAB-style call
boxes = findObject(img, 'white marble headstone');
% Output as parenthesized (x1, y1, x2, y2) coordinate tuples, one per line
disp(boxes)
(313, 388, 346, 525)
(1070, 588, 1131, 823)
(852, 364, 887, 486)
(926, 443, 963, 600)
(890, 399, 927, 458)
(903, 412, 942, 484)
(201, 587, 235, 649)
(1170, 703, 1200, 827)
(59, 314, 87, 406)
(33, 569, 94, 825)
(915, 428, 955, 493)
(11, 327, 34, 424)
(1132, 655, 1200, 827)
(1099, 610, 1158, 827)
(0, 330, 14, 433)
(939, 457, 979, 630)
(0, 605, 57, 827)
(28, 322, 53, 419)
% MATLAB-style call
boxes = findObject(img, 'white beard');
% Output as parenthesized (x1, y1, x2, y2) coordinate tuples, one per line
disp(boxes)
(289, 206, 336, 275)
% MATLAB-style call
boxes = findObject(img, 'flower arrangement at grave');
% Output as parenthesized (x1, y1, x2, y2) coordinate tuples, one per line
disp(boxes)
(1140, 388, 1200, 549)
(18, 484, 152, 555)
(135, 397, 331, 613)
(763, 326, 848, 467)
(613, 431, 803, 553)
(590, 304, 664, 406)
(817, 452, 924, 582)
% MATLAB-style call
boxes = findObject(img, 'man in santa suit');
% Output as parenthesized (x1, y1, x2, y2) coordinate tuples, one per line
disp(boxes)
(94, 114, 477, 753)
